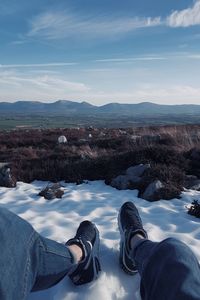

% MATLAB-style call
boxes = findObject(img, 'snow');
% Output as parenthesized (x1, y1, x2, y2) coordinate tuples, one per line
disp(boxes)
(0, 180, 200, 300)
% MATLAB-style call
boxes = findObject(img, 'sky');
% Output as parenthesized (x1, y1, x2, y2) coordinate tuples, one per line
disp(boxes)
(1, 0, 200, 105)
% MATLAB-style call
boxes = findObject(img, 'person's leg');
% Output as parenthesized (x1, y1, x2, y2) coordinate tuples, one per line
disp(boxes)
(31, 235, 76, 291)
(0, 206, 75, 300)
(0, 207, 101, 300)
(118, 202, 200, 300)
(132, 238, 200, 300)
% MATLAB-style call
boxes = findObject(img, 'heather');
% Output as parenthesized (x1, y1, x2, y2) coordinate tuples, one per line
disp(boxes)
(0, 125, 200, 194)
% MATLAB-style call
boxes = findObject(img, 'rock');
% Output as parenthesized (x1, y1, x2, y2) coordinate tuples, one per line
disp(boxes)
(188, 200, 200, 218)
(110, 164, 150, 190)
(190, 182, 200, 191)
(39, 183, 64, 200)
(110, 175, 130, 190)
(0, 163, 16, 188)
(58, 135, 67, 144)
(99, 132, 106, 138)
(184, 175, 200, 191)
(126, 164, 150, 179)
(141, 180, 163, 201)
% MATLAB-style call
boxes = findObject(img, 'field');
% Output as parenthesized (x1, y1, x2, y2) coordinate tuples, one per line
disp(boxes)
(0, 113, 200, 130)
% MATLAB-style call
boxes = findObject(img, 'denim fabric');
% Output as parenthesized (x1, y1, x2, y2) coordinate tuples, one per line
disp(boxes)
(132, 238, 200, 300)
(0, 207, 75, 300)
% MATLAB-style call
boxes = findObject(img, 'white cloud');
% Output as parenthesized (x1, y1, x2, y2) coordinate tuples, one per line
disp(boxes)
(0, 70, 90, 102)
(1, 68, 200, 105)
(27, 11, 161, 40)
(87, 85, 200, 105)
(0, 62, 77, 68)
(95, 56, 167, 63)
(134, 84, 200, 100)
(187, 54, 200, 59)
(167, 0, 200, 27)
(16, 1, 200, 45)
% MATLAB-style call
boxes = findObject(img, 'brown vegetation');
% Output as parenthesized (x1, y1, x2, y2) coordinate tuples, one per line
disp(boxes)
(0, 125, 200, 194)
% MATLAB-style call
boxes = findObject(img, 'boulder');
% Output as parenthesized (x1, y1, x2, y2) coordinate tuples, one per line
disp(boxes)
(110, 164, 150, 190)
(184, 175, 200, 191)
(141, 180, 164, 201)
(39, 183, 64, 200)
(0, 163, 16, 188)
(110, 175, 130, 190)
(190, 182, 200, 191)
(58, 135, 67, 144)
(126, 164, 150, 179)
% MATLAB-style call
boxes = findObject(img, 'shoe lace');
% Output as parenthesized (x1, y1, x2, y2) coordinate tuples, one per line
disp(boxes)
(125, 210, 141, 230)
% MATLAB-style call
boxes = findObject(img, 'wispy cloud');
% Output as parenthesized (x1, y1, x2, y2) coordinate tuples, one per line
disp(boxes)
(94, 52, 200, 63)
(26, 11, 161, 40)
(0, 70, 90, 101)
(1, 69, 200, 104)
(0, 62, 77, 68)
(186, 54, 200, 59)
(87, 84, 200, 105)
(95, 56, 167, 63)
(14, 1, 200, 45)
(167, 0, 200, 27)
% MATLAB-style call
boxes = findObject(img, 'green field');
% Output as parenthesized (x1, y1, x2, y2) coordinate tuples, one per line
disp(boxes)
(0, 114, 200, 130)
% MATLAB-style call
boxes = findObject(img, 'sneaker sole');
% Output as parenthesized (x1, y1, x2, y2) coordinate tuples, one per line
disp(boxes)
(118, 207, 138, 275)
(91, 224, 101, 279)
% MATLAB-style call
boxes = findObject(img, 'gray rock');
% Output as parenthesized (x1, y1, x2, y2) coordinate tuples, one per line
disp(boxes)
(126, 164, 150, 179)
(110, 175, 130, 190)
(184, 175, 200, 190)
(190, 182, 200, 191)
(0, 163, 16, 188)
(39, 183, 64, 200)
(142, 180, 163, 201)
(110, 164, 151, 190)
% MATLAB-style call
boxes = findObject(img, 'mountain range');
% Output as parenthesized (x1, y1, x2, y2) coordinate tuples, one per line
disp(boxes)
(0, 100, 200, 116)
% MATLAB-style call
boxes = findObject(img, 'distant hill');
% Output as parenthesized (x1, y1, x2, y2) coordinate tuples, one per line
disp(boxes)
(0, 100, 200, 116)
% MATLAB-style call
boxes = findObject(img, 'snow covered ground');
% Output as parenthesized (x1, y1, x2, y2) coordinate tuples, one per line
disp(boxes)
(0, 180, 200, 300)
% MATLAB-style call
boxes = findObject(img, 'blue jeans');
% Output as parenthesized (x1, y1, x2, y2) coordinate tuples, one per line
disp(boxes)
(132, 238, 200, 300)
(0, 207, 75, 300)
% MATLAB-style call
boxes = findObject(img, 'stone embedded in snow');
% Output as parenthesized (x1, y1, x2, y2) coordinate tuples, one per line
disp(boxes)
(38, 183, 64, 200)
(141, 180, 164, 201)
(110, 175, 130, 190)
(58, 135, 67, 144)
(0, 163, 16, 188)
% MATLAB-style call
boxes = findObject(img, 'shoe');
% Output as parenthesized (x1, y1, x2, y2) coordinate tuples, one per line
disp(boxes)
(66, 220, 101, 285)
(118, 201, 148, 275)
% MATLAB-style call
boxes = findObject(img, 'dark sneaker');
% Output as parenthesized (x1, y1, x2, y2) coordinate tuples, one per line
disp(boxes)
(66, 220, 101, 285)
(118, 201, 148, 275)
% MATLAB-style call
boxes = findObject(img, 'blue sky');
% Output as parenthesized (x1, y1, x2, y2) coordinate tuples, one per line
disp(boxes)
(1, 0, 200, 105)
